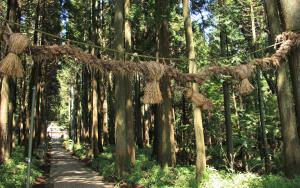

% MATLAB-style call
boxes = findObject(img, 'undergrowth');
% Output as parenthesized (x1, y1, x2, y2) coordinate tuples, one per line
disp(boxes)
(63, 139, 300, 188)
(0, 146, 42, 188)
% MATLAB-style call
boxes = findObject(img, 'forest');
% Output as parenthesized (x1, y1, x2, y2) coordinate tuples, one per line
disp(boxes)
(0, 0, 300, 187)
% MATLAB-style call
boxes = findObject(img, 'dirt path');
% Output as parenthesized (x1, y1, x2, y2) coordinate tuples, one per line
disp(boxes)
(49, 141, 114, 188)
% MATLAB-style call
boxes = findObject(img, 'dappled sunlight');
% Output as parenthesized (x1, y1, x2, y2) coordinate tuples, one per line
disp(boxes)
(50, 143, 113, 188)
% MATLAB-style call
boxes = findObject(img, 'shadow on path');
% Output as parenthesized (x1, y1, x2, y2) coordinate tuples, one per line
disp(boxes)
(50, 140, 114, 188)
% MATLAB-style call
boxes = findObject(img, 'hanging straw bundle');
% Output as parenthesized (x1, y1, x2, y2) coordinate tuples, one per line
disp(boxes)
(0, 33, 29, 77)
(233, 64, 255, 96)
(142, 62, 165, 104)
(185, 88, 213, 110)
(238, 78, 255, 96)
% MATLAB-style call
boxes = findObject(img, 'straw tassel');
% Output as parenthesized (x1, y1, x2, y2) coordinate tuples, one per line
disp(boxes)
(233, 64, 256, 96)
(142, 62, 165, 104)
(0, 33, 29, 77)
(238, 78, 254, 96)
(185, 89, 213, 110)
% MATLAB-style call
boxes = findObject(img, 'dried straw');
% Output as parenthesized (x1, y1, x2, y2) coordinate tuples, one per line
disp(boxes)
(234, 64, 256, 79)
(185, 89, 213, 110)
(142, 62, 165, 104)
(0, 53, 24, 77)
(8, 33, 29, 54)
(238, 78, 254, 96)
(0, 33, 28, 77)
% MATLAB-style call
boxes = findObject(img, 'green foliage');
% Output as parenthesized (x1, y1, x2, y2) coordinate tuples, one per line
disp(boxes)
(63, 139, 89, 159)
(249, 174, 300, 188)
(63, 140, 300, 188)
(0, 2, 6, 21)
(63, 139, 74, 151)
(57, 59, 81, 129)
(200, 167, 299, 188)
(0, 146, 42, 188)
(91, 147, 115, 178)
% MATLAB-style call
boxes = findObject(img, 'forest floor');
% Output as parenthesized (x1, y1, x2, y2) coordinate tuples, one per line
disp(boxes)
(62, 139, 300, 188)
(32, 154, 50, 188)
(49, 140, 114, 188)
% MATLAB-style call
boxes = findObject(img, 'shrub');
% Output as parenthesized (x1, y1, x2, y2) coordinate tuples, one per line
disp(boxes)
(0, 146, 42, 188)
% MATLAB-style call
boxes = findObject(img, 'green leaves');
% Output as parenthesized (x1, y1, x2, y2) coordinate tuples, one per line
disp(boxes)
(0, 146, 42, 188)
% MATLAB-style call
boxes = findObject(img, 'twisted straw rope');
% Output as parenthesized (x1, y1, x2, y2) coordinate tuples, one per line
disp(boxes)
(29, 32, 300, 86)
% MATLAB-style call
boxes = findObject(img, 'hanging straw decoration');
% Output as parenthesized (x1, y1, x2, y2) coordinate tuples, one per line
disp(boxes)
(184, 88, 213, 110)
(142, 62, 165, 104)
(233, 64, 256, 96)
(238, 78, 255, 96)
(0, 33, 29, 77)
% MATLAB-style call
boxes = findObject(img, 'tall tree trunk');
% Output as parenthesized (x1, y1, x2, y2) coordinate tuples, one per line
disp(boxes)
(97, 77, 104, 152)
(278, 0, 300, 177)
(81, 65, 89, 143)
(249, 1, 270, 172)
(9, 78, 16, 151)
(75, 76, 81, 145)
(183, 0, 206, 181)
(114, 0, 135, 176)
(219, 6, 234, 169)
(25, 0, 41, 155)
(0, 76, 10, 163)
(100, 77, 109, 145)
(34, 82, 41, 148)
(124, 0, 135, 166)
(0, 0, 18, 163)
(92, 72, 100, 157)
(9, 76, 17, 151)
(154, 0, 176, 168)
(277, 61, 300, 177)
(279, 0, 300, 138)
(223, 81, 233, 170)
(152, 105, 159, 158)
(135, 75, 143, 149)
(108, 73, 115, 145)
(143, 104, 151, 146)
(70, 86, 76, 141)
(39, 83, 46, 147)
(91, 0, 101, 156)
(256, 70, 270, 172)
(19, 73, 27, 145)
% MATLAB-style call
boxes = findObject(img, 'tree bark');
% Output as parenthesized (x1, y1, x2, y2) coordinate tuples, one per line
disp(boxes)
(0, 0, 18, 163)
(97, 76, 104, 152)
(0, 76, 10, 163)
(108, 73, 115, 145)
(135, 75, 143, 149)
(114, 0, 135, 176)
(39, 83, 46, 147)
(81, 65, 89, 143)
(124, 0, 135, 166)
(256, 70, 270, 172)
(183, 0, 206, 181)
(277, 62, 300, 177)
(155, 0, 176, 167)
(223, 81, 233, 170)
(278, 0, 300, 177)
(280, 0, 300, 138)
(25, 0, 41, 155)
(219, 8, 234, 169)
(92, 73, 100, 157)
(249, 1, 270, 172)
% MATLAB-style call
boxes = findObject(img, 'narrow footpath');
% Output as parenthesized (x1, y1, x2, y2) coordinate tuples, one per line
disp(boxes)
(49, 141, 113, 188)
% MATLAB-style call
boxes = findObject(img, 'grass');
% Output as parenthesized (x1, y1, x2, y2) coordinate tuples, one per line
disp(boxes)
(63, 139, 300, 188)
(0, 146, 43, 188)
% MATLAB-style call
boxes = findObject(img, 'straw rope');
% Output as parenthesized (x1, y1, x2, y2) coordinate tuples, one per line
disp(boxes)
(1, 28, 300, 109)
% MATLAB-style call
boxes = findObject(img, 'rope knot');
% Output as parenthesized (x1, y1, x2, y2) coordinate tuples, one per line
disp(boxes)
(0, 33, 29, 77)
